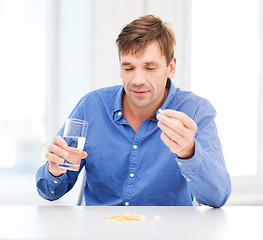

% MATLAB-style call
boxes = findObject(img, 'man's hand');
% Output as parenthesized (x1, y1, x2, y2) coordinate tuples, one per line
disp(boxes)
(156, 109, 197, 159)
(45, 136, 88, 177)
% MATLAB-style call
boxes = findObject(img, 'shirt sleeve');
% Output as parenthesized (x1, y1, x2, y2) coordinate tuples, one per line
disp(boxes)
(36, 161, 83, 201)
(36, 162, 69, 201)
(175, 98, 231, 207)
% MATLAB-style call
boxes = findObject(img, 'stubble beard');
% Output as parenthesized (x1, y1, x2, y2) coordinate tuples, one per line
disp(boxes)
(127, 88, 165, 110)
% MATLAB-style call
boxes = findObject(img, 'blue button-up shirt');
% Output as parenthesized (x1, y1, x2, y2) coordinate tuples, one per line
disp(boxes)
(36, 80, 231, 207)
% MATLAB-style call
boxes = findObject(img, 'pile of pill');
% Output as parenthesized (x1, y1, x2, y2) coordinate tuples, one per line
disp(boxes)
(106, 214, 142, 221)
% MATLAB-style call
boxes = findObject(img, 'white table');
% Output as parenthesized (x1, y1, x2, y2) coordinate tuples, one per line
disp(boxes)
(0, 205, 262, 239)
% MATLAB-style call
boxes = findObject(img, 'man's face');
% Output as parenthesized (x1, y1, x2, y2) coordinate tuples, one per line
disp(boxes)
(120, 41, 175, 109)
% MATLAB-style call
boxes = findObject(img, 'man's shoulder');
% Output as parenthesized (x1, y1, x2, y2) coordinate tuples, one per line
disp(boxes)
(173, 88, 208, 104)
(75, 85, 123, 113)
(169, 87, 215, 117)
(95, 85, 123, 93)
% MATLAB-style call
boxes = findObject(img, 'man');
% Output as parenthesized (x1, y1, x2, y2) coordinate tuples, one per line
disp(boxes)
(36, 15, 231, 207)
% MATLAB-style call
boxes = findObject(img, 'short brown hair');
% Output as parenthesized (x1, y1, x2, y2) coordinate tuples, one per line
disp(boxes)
(116, 15, 176, 66)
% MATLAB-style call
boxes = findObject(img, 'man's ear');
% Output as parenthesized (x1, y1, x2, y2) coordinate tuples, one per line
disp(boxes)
(168, 57, 176, 78)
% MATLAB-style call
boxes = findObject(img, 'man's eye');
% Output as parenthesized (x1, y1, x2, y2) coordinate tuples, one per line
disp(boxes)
(147, 67, 155, 71)
(125, 68, 134, 71)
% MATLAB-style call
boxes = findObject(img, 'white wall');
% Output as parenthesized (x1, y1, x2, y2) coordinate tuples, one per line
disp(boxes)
(46, 0, 93, 143)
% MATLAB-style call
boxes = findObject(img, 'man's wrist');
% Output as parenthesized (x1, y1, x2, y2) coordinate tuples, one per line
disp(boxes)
(48, 163, 66, 177)
(177, 141, 195, 159)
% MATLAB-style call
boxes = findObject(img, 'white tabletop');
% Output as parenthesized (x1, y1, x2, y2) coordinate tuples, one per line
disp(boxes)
(0, 205, 262, 240)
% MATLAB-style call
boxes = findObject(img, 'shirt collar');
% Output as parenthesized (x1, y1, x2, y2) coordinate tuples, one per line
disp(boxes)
(113, 85, 124, 121)
(158, 78, 178, 111)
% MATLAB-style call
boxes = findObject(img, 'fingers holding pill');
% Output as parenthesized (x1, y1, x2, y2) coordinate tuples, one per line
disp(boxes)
(157, 109, 197, 159)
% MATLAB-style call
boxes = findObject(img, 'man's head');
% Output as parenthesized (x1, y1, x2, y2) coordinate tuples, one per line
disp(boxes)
(116, 15, 176, 111)
(116, 15, 176, 66)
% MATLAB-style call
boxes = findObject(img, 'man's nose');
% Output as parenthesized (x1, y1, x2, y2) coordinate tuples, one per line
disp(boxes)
(132, 69, 146, 86)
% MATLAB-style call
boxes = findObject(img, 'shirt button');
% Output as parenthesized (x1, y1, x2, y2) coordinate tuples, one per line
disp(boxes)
(178, 162, 182, 166)
(51, 191, 54, 194)
(54, 180, 58, 184)
(186, 178, 190, 182)
(130, 173, 135, 178)
(125, 202, 129, 206)
(133, 145, 137, 149)
(118, 111, 122, 116)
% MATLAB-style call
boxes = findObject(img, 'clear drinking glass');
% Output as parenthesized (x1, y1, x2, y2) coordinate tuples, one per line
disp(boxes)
(59, 118, 88, 171)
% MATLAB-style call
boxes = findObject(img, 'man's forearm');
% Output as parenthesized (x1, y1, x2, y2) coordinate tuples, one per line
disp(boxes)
(176, 140, 231, 207)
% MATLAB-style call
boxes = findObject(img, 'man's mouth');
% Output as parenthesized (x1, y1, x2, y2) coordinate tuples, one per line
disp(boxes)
(132, 90, 150, 94)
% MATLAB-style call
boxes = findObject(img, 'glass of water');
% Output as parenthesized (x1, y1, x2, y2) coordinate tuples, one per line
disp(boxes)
(59, 118, 88, 171)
